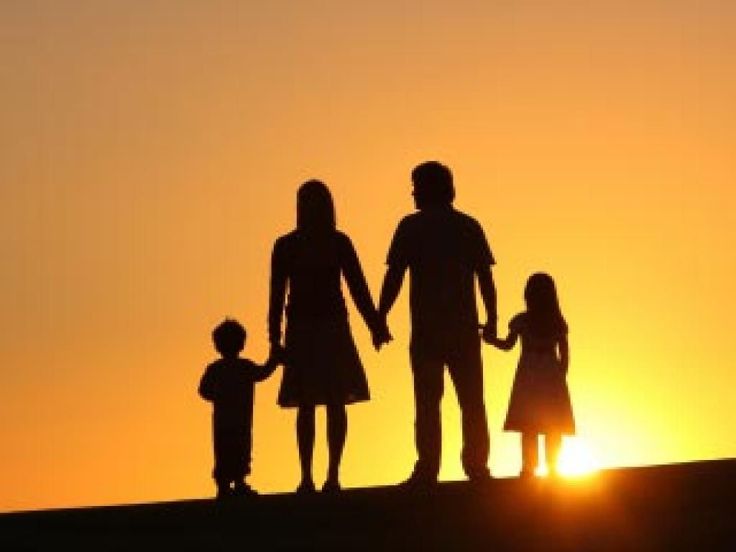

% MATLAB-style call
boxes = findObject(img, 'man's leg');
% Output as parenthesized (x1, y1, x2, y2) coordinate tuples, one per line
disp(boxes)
(409, 348, 445, 483)
(447, 341, 491, 480)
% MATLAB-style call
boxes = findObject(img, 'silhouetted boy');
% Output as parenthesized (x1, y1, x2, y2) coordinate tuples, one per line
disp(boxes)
(199, 319, 281, 499)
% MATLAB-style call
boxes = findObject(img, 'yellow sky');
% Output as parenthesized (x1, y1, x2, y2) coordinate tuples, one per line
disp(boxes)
(1, 1, 735, 511)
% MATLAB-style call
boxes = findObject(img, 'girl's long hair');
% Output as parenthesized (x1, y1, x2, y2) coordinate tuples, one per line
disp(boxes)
(524, 272, 567, 337)
(296, 179, 336, 233)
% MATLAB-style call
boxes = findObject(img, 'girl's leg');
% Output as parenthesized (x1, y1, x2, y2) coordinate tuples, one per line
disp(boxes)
(325, 403, 347, 490)
(521, 433, 538, 476)
(296, 406, 316, 491)
(545, 433, 562, 475)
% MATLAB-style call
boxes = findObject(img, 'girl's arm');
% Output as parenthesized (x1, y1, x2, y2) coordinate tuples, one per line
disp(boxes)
(486, 330, 518, 351)
(558, 335, 569, 375)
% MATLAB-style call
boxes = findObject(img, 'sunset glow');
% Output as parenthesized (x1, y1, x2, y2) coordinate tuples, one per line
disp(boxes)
(1, 2, 735, 512)
(557, 438, 600, 478)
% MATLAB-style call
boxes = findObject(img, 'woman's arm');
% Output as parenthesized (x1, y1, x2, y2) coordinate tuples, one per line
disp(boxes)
(341, 235, 380, 329)
(268, 240, 288, 347)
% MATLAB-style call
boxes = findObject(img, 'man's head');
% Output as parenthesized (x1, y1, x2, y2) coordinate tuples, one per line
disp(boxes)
(411, 161, 455, 209)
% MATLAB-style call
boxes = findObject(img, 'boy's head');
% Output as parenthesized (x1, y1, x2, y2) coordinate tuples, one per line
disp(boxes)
(212, 319, 246, 358)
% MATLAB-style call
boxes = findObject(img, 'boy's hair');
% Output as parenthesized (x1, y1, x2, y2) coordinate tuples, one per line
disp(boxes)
(411, 161, 455, 207)
(212, 319, 246, 356)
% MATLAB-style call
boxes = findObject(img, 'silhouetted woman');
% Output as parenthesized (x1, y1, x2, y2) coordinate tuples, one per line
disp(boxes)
(486, 272, 575, 477)
(269, 180, 381, 493)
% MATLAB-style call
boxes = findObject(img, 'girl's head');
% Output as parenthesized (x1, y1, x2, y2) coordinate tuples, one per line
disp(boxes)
(297, 179, 336, 233)
(213, 318, 246, 358)
(524, 272, 567, 335)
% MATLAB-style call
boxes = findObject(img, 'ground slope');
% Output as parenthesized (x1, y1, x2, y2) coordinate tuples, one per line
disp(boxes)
(1, 459, 734, 550)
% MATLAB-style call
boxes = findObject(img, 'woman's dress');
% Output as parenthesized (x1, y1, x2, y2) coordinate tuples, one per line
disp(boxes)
(269, 229, 374, 407)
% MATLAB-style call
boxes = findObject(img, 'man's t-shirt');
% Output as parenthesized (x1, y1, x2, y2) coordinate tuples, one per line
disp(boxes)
(387, 206, 494, 349)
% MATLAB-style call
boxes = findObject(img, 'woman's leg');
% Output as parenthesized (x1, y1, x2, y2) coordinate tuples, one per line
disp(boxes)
(521, 432, 538, 476)
(297, 406, 316, 490)
(545, 433, 562, 475)
(325, 403, 347, 489)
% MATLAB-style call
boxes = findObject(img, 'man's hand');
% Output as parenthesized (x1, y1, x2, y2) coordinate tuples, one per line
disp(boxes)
(481, 321, 497, 344)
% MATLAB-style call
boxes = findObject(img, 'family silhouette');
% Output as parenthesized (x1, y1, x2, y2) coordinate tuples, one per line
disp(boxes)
(199, 161, 576, 498)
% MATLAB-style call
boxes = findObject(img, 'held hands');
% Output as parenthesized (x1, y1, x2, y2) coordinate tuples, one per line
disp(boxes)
(371, 314, 393, 351)
(268, 342, 287, 365)
(480, 320, 497, 345)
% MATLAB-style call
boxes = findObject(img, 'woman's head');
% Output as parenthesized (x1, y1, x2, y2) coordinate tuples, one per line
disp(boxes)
(297, 180, 336, 232)
(524, 272, 567, 335)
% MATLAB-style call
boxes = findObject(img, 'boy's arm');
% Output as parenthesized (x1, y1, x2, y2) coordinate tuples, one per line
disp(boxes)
(198, 365, 216, 401)
(558, 335, 569, 375)
(253, 346, 283, 382)
(269, 240, 288, 347)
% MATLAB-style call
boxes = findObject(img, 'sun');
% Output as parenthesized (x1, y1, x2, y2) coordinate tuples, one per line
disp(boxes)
(556, 437, 599, 477)
(535, 437, 599, 478)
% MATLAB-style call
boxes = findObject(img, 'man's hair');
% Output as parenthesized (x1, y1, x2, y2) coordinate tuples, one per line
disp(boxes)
(212, 319, 246, 356)
(411, 161, 455, 206)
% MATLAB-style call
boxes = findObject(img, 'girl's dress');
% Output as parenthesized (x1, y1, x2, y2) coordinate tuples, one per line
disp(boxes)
(504, 312, 575, 434)
(269, 229, 373, 407)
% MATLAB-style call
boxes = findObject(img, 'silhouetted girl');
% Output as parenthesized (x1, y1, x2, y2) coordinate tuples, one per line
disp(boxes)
(487, 273, 575, 477)
(269, 180, 381, 493)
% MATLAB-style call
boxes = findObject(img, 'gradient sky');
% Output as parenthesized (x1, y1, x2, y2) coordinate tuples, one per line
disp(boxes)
(1, 1, 735, 511)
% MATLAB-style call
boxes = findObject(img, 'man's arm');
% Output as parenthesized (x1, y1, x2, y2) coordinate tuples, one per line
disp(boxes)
(378, 264, 405, 317)
(477, 264, 498, 340)
(374, 264, 404, 350)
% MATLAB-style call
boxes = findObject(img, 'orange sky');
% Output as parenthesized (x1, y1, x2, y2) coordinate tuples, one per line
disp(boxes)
(1, 1, 735, 512)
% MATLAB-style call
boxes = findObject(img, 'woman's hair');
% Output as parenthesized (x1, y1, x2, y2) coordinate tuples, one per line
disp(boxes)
(213, 318, 246, 357)
(297, 179, 336, 232)
(524, 272, 567, 337)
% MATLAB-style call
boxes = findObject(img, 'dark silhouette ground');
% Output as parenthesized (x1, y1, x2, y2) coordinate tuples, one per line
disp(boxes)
(1, 459, 734, 550)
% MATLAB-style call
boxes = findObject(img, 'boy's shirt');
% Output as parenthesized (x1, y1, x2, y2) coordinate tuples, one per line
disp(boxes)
(199, 358, 274, 429)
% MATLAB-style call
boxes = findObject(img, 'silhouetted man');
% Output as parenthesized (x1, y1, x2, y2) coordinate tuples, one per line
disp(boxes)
(377, 161, 497, 487)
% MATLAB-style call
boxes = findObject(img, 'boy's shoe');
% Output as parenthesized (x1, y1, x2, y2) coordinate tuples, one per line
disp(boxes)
(296, 478, 316, 495)
(321, 478, 342, 494)
(233, 482, 258, 497)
